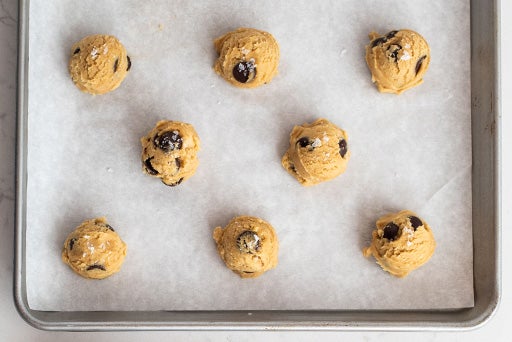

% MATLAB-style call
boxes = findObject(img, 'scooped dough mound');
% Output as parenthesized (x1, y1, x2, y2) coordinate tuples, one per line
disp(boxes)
(62, 217, 127, 279)
(282, 118, 350, 186)
(214, 27, 280, 88)
(365, 29, 430, 94)
(363, 210, 436, 277)
(213, 216, 279, 278)
(69, 34, 131, 95)
(141, 120, 201, 187)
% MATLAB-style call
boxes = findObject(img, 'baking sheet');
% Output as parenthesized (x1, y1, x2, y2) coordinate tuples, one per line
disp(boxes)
(26, 0, 473, 311)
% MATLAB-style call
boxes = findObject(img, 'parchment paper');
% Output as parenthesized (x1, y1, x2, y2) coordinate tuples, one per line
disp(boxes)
(26, 0, 473, 311)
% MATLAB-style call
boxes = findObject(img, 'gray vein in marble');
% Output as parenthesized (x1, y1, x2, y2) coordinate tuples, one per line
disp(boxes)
(0, 15, 15, 27)
(0, 0, 16, 27)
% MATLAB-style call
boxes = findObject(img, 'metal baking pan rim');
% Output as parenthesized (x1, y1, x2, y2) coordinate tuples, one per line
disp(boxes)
(10, 307, 500, 332)
(13, 0, 501, 331)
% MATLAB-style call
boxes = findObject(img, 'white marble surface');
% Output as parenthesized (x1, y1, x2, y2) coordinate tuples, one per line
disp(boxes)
(0, 0, 509, 340)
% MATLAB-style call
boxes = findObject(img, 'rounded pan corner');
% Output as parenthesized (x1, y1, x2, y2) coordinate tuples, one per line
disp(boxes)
(461, 292, 502, 332)
(13, 278, 50, 331)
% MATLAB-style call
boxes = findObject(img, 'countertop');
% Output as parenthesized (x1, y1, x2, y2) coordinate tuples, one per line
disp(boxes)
(0, 0, 509, 340)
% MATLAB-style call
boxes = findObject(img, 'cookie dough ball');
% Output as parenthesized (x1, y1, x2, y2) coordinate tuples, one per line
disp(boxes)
(141, 120, 201, 186)
(365, 29, 430, 94)
(363, 210, 436, 278)
(61, 217, 127, 279)
(214, 27, 280, 88)
(282, 118, 350, 186)
(213, 216, 279, 278)
(69, 34, 131, 95)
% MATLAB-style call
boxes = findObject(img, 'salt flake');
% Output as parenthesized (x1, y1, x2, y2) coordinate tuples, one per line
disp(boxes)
(400, 51, 411, 61)
(311, 138, 322, 148)
(91, 47, 99, 59)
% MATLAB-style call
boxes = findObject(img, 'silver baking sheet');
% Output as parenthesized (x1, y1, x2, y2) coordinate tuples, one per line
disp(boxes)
(15, 0, 500, 330)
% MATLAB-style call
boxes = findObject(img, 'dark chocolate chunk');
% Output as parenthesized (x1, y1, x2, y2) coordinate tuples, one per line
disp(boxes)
(370, 36, 387, 48)
(383, 222, 399, 240)
(143, 157, 159, 175)
(105, 224, 115, 231)
(232, 61, 256, 83)
(297, 137, 310, 148)
(386, 30, 398, 40)
(370, 30, 398, 48)
(387, 44, 402, 62)
(69, 238, 77, 251)
(154, 131, 183, 152)
(237, 230, 261, 254)
(126, 56, 131, 71)
(113, 58, 119, 72)
(289, 163, 297, 174)
(163, 177, 184, 187)
(175, 158, 181, 170)
(87, 264, 106, 271)
(339, 139, 348, 158)
(415, 55, 427, 74)
(73, 48, 80, 55)
(409, 216, 423, 230)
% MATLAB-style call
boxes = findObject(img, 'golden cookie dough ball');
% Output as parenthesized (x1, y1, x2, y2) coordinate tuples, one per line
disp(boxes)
(141, 120, 201, 187)
(213, 216, 279, 278)
(363, 210, 436, 278)
(365, 29, 430, 94)
(61, 217, 127, 279)
(282, 118, 350, 186)
(69, 34, 131, 95)
(213, 27, 280, 88)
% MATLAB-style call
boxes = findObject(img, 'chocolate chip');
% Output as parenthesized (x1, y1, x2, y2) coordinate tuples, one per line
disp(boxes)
(415, 55, 427, 75)
(73, 48, 80, 54)
(339, 139, 348, 158)
(87, 264, 106, 271)
(237, 231, 261, 254)
(370, 30, 398, 48)
(370, 37, 387, 48)
(163, 178, 183, 187)
(297, 137, 310, 148)
(175, 158, 181, 170)
(154, 131, 183, 152)
(232, 61, 256, 83)
(105, 224, 115, 231)
(383, 222, 399, 240)
(126, 56, 131, 71)
(289, 163, 297, 174)
(387, 44, 402, 62)
(144, 157, 159, 175)
(113, 58, 119, 72)
(386, 30, 398, 40)
(409, 216, 423, 230)
(69, 238, 77, 251)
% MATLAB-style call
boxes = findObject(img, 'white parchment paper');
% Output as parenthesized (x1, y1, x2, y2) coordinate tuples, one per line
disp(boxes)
(26, 0, 473, 311)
